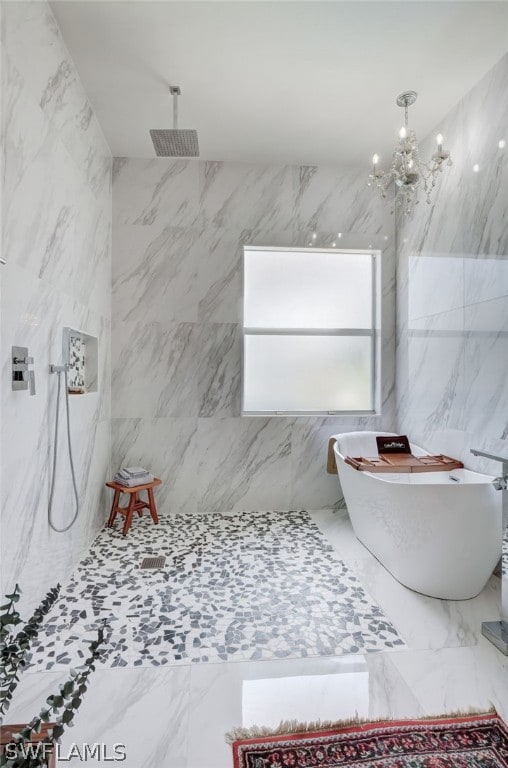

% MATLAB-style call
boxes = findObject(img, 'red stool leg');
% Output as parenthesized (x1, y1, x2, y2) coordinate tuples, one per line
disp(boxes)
(122, 494, 136, 535)
(147, 487, 159, 525)
(107, 490, 120, 528)
(135, 491, 144, 517)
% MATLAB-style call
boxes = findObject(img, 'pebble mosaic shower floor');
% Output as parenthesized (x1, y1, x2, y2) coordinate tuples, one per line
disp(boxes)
(26, 511, 404, 671)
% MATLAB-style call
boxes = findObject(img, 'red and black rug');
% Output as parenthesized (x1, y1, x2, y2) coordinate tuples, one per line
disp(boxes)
(230, 712, 508, 767)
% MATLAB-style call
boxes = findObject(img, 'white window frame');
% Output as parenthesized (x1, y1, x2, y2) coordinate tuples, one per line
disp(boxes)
(242, 246, 380, 416)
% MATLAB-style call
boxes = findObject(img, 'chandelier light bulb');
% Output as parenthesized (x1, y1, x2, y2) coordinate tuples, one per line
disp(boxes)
(473, 164, 480, 173)
(399, 126, 407, 140)
(499, 139, 506, 149)
(372, 154, 379, 166)
(436, 133, 443, 152)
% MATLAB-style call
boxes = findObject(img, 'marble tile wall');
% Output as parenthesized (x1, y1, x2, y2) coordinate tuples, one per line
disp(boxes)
(395, 53, 508, 474)
(112, 159, 396, 513)
(0, 1, 112, 615)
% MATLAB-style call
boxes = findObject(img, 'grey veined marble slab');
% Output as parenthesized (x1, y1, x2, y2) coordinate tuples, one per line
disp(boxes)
(25, 511, 404, 671)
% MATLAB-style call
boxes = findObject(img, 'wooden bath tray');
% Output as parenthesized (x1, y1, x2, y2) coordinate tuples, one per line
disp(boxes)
(344, 453, 464, 473)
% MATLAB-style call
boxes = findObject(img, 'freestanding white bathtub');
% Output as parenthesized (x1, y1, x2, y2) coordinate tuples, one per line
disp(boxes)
(333, 431, 502, 600)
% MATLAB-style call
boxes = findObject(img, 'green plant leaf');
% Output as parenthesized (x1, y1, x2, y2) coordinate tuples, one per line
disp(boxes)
(62, 708, 74, 724)
(63, 681, 74, 696)
(52, 723, 64, 741)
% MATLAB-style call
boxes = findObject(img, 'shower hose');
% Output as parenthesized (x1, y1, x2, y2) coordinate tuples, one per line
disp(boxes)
(48, 368, 80, 532)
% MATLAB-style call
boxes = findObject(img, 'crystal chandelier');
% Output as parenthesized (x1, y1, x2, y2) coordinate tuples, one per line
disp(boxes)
(368, 90, 452, 215)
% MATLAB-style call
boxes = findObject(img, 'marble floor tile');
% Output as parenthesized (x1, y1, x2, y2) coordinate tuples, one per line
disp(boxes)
(310, 509, 372, 562)
(187, 653, 422, 768)
(6, 509, 508, 768)
(7, 666, 190, 768)
(389, 640, 508, 721)
(347, 553, 500, 650)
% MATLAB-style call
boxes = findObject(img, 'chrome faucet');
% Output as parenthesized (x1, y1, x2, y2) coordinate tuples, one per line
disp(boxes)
(470, 448, 508, 492)
(493, 475, 508, 492)
(471, 448, 508, 655)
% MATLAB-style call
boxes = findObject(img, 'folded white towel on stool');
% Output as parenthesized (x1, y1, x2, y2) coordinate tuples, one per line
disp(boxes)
(122, 467, 150, 477)
(114, 473, 154, 487)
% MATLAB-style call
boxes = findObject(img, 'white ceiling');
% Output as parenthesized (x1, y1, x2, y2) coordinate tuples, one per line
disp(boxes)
(51, 1, 508, 166)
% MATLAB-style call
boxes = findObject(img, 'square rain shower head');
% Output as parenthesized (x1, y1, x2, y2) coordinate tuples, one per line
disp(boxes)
(150, 129, 200, 157)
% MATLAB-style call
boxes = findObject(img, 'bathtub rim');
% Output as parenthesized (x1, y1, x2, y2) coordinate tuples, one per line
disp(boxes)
(331, 432, 496, 486)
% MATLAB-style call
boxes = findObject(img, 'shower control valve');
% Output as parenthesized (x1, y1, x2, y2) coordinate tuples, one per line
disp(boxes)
(12, 346, 35, 395)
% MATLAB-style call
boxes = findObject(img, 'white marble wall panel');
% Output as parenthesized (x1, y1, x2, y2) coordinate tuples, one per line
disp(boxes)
(198, 324, 242, 417)
(198, 161, 294, 233)
(196, 417, 292, 513)
(113, 224, 198, 324)
(111, 418, 198, 514)
(292, 165, 389, 235)
(397, 309, 465, 443)
(396, 53, 508, 461)
(461, 296, 508, 440)
(112, 156, 396, 512)
(290, 419, 347, 510)
(197, 229, 243, 323)
(2, 1, 110, 202)
(112, 321, 198, 418)
(408, 254, 464, 320)
(464, 253, 508, 307)
(113, 157, 199, 227)
(1, 1, 111, 614)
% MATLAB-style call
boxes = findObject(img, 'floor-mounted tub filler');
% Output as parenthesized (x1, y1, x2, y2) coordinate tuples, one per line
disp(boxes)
(332, 431, 502, 600)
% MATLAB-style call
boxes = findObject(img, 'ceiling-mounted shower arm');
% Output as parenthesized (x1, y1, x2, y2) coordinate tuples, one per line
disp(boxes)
(169, 86, 181, 130)
(149, 83, 199, 157)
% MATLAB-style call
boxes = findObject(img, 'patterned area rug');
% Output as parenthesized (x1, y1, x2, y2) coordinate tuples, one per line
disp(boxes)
(25, 510, 403, 671)
(231, 713, 508, 768)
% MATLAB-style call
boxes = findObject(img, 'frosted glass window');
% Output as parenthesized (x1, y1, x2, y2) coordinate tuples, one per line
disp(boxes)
(244, 249, 372, 329)
(243, 247, 377, 414)
(244, 335, 372, 412)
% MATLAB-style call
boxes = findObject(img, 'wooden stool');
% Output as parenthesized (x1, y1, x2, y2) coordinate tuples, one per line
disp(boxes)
(106, 478, 162, 535)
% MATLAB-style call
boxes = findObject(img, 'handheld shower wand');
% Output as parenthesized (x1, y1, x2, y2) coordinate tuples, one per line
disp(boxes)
(48, 363, 80, 532)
